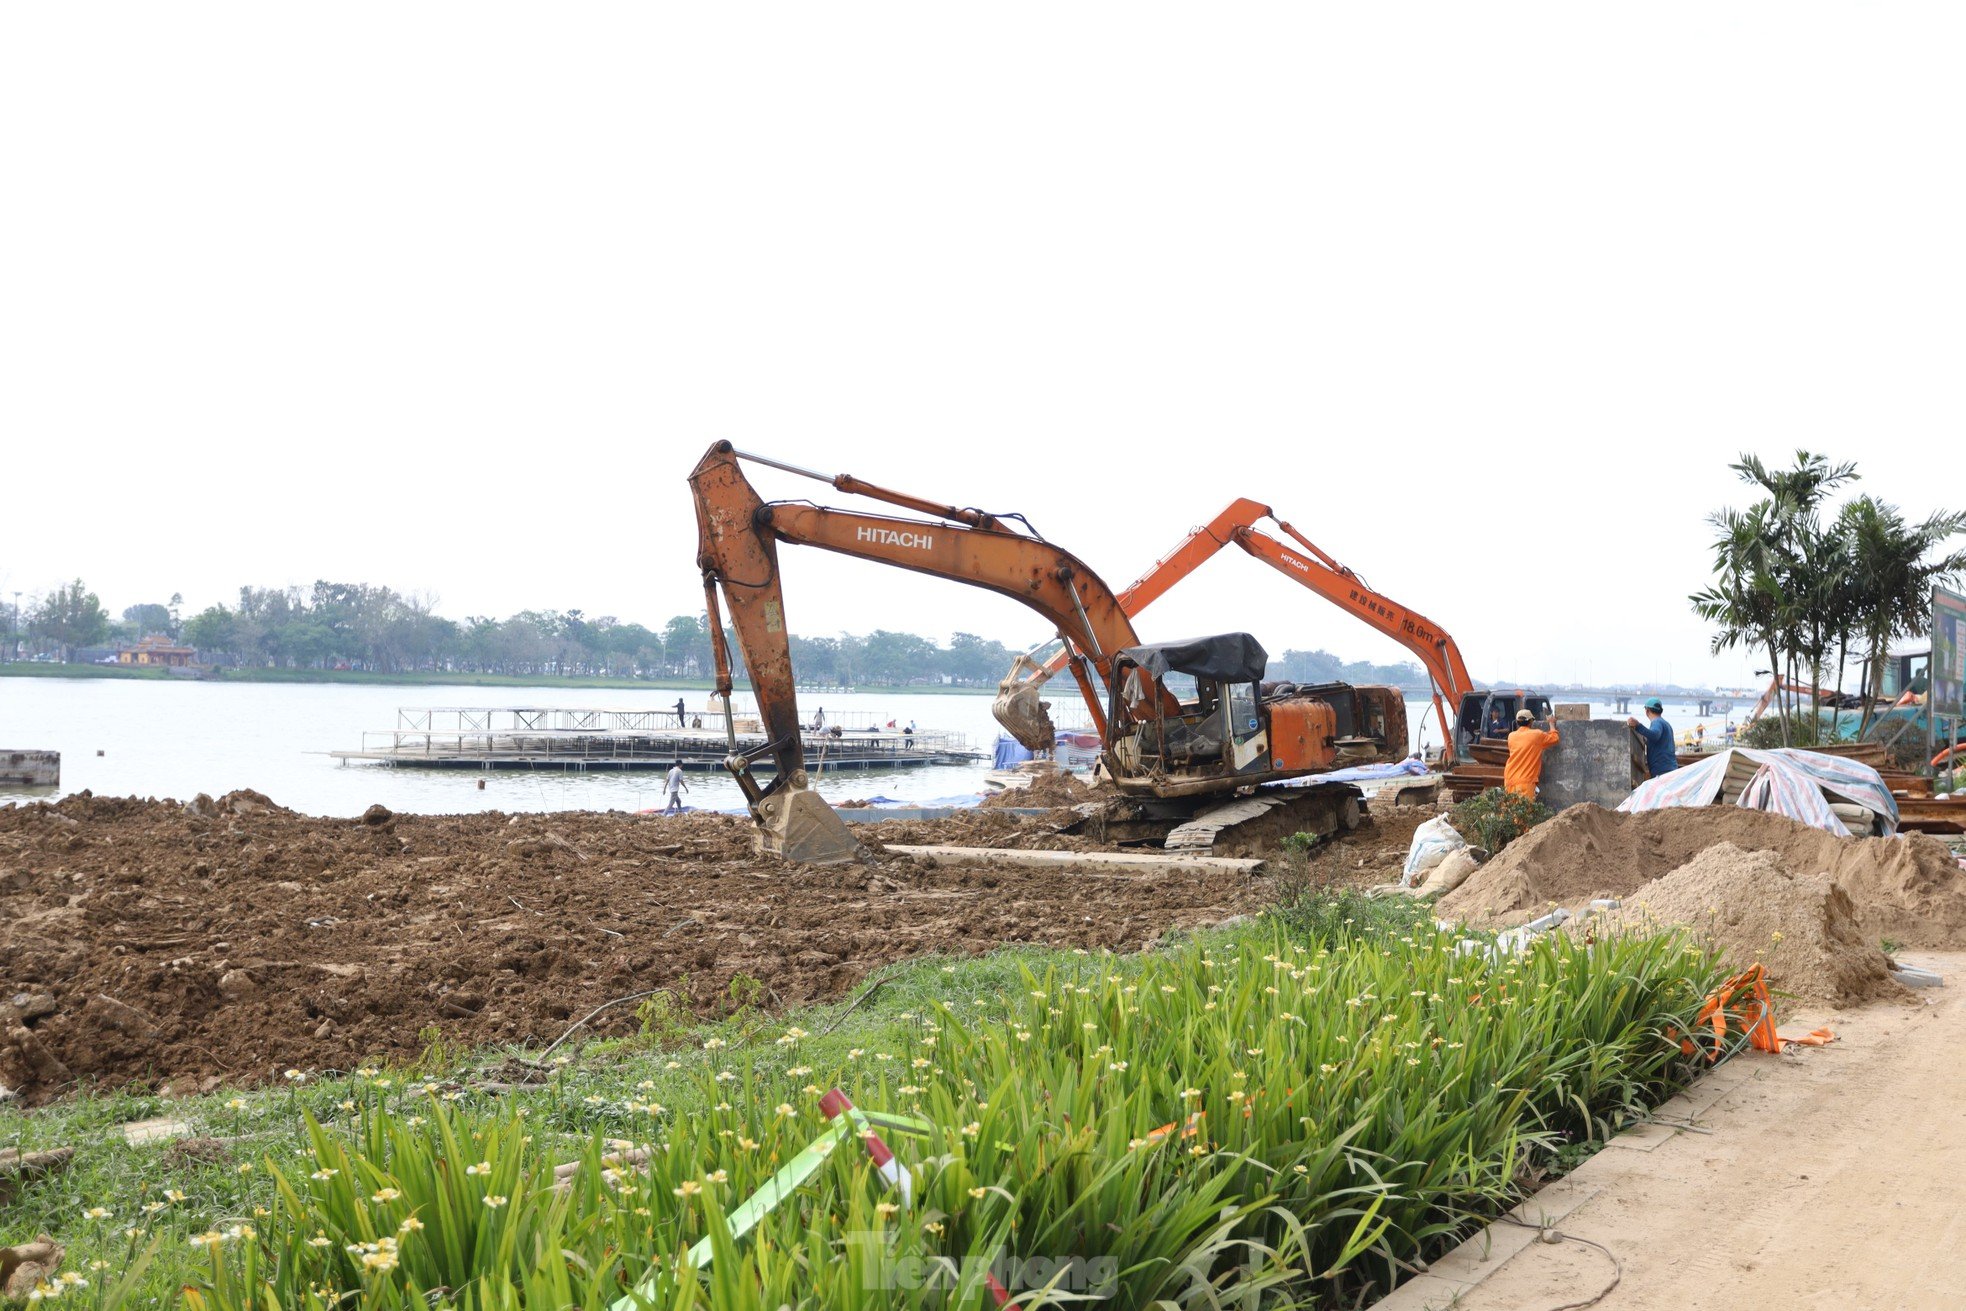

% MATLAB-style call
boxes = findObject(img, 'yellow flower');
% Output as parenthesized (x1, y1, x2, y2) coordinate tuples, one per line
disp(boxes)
(371, 1188, 402, 1203)
(82, 1206, 111, 1220)
(673, 1180, 702, 1198)
(164, 1189, 188, 1203)
(875, 1202, 900, 1217)
(465, 1162, 492, 1177)
(482, 1195, 508, 1209)
(399, 1216, 425, 1233)
(968, 1186, 988, 1199)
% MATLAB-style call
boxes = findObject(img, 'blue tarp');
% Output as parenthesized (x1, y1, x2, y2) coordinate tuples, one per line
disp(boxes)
(993, 734, 1035, 769)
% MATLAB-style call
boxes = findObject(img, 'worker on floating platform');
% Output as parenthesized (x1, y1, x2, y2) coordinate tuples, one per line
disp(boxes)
(1628, 697, 1678, 778)
(1502, 708, 1560, 798)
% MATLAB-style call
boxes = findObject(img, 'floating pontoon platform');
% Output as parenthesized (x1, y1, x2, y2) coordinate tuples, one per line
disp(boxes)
(328, 706, 982, 773)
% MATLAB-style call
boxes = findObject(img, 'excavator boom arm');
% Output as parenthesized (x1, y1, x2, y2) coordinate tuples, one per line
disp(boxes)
(1015, 498, 1478, 760)
(691, 442, 1139, 860)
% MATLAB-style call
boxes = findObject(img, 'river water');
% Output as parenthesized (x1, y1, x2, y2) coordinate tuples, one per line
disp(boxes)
(0, 677, 1738, 817)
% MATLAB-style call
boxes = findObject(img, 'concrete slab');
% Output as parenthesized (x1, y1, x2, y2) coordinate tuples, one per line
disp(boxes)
(883, 845, 1264, 876)
(121, 1117, 191, 1146)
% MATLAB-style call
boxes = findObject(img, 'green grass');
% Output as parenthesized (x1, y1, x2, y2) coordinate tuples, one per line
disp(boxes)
(1, 909, 1723, 1309)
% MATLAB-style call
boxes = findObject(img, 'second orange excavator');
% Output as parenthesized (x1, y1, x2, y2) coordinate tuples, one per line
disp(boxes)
(999, 498, 1549, 768)
(690, 444, 1408, 864)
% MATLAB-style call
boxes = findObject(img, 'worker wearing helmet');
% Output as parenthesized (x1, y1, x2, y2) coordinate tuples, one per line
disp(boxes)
(1502, 708, 1560, 798)
(1627, 698, 1678, 778)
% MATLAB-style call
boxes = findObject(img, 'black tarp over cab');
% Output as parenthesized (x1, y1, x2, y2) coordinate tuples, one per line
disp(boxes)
(1113, 633, 1268, 686)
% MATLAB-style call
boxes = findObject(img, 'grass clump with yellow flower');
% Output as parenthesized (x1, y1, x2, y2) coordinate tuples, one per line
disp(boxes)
(1, 900, 1721, 1308)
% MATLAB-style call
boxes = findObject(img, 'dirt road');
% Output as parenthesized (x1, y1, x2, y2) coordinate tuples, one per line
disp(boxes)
(1376, 951, 1966, 1311)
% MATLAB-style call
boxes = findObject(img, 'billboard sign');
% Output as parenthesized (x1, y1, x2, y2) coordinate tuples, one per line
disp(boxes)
(1932, 587, 1966, 723)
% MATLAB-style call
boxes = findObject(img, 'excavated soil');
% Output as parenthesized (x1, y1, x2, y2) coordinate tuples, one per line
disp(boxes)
(977, 770, 1099, 809)
(0, 791, 1289, 1102)
(1582, 843, 1906, 1006)
(1437, 804, 1966, 949)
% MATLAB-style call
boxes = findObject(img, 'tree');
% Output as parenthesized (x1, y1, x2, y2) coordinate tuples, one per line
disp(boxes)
(29, 579, 110, 657)
(946, 632, 1015, 685)
(121, 603, 174, 636)
(1843, 497, 1966, 732)
(182, 605, 238, 656)
(1694, 453, 1966, 743)
(663, 614, 709, 677)
(1691, 453, 1857, 742)
(861, 630, 938, 683)
(1692, 504, 1790, 738)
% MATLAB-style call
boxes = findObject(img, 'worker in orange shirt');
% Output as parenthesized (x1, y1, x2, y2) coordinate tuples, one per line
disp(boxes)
(1502, 707, 1560, 798)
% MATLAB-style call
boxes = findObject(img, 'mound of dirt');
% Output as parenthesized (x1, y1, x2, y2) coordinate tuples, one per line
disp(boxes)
(1437, 804, 1966, 948)
(979, 769, 1098, 809)
(0, 792, 1269, 1101)
(1588, 843, 1905, 1006)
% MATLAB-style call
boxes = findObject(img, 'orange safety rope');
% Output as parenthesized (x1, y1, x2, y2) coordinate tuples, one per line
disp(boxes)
(1671, 964, 1834, 1059)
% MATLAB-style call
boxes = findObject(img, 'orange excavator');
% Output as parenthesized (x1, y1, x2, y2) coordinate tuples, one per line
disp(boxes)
(691, 444, 1407, 863)
(999, 498, 1545, 766)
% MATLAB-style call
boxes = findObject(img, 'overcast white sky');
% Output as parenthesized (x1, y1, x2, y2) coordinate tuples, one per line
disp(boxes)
(4, 4, 1961, 687)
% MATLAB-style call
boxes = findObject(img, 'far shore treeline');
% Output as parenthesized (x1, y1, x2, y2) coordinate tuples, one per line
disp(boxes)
(1, 579, 1430, 690)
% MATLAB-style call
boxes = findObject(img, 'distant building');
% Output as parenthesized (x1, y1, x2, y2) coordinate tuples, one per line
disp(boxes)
(119, 635, 199, 668)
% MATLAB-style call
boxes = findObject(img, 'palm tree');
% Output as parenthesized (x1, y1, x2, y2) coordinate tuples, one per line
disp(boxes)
(1731, 452, 1858, 729)
(1844, 497, 1966, 733)
(1691, 503, 1794, 741)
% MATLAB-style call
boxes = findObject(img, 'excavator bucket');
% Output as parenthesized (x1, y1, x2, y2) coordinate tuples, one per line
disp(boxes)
(992, 654, 1059, 753)
(752, 785, 865, 865)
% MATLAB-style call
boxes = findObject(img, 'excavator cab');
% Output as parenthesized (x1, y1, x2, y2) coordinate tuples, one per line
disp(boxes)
(1454, 690, 1554, 757)
(1103, 635, 1270, 786)
(1102, 634, 1406, 791)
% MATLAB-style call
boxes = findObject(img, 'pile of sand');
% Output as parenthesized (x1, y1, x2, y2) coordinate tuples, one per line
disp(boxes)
(1584, 843, 1905, 1006)
(1437, 805, 1966, 950)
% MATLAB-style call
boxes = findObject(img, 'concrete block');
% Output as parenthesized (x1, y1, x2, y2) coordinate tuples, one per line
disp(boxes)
(1553, 703, 1592, 721)
(0, 750, 58, 787)
(1536, 721, 1641, 811)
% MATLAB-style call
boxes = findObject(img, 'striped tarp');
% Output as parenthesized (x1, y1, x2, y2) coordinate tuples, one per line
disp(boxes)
(1615, 747, 1899, 837)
